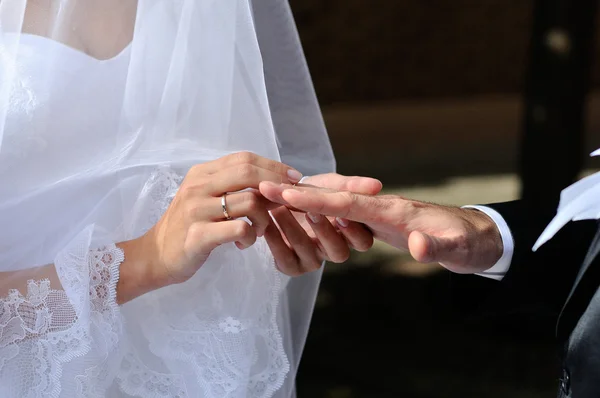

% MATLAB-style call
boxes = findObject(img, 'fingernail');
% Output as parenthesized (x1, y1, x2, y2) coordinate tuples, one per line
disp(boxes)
(336, 217, 349, 228)
(308, 213, 322, 223)
(287, 169, 303, 183)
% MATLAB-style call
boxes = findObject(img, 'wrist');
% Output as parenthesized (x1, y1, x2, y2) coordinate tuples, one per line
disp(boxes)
(115, 236, 165, 304)
(462, 208, 504, 271)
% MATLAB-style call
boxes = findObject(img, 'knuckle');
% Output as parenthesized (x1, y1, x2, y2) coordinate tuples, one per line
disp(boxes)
(247, 233, 258, 246)
(183, 202, 200, 220)
(186, 222, 206, 243)
(339, 191, 356, 205)
(338, 191, 357, 217)
(356, 235, 375, 252)
(189, 164, 204, 175)
(243, 191, 262, 212)
(179, 185, 199, 202)
(276, 260, 301, 277)
(233, 221, 251, 237)
(331, 248, 350, 263)
(234, 151, 256, 165)
(306, 259, 323, 272)
(271, 206, 286, 218)
(237, 163, 257, 180)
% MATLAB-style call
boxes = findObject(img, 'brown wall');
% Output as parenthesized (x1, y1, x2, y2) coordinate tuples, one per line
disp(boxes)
(292, 1, 600, 105)
(290, 1, 600, 182)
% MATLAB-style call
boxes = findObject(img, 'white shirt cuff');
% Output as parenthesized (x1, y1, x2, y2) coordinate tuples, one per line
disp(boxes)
(462, 205, 514, 281)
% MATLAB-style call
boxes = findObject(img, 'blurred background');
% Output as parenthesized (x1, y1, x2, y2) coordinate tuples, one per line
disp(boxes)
(289, 1, 600, 397)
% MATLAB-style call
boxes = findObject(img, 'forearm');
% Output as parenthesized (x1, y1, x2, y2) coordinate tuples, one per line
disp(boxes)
(115, 239, 163, 304)
(0, 238, 161, 305)
(0, 263, 62, 297)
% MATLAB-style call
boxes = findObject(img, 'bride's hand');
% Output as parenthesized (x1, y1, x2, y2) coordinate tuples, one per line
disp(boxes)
(261, 173, 383, 276)
(129, 152, 303, 290)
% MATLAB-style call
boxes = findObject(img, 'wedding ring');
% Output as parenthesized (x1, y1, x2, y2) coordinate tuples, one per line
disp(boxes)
(221, 194, 232, 220)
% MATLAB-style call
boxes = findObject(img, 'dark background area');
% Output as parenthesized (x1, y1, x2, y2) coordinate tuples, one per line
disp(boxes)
(289, 1, 600, 397)
(292, 0, 600, 105)
(294, 0, 533, 105)
(288, 0, 600, 185)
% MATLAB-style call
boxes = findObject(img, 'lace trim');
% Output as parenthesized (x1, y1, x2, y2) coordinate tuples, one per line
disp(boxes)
(0, 245, 124, 397)
(117, 352, 189, 398)
(0, 166, 291, 397)
(247, 243, 290, 397)
(124, 167, 290, 398)
(144, 242, 289, 398)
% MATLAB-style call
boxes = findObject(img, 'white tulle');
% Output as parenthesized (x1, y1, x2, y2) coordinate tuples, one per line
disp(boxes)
(0, 0, 334, 396)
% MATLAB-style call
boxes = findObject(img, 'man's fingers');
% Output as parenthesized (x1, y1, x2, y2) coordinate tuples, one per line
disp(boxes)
(304, 173, 383, 195)
(259, 175, 382, 206)
(280, 187, 396, 224)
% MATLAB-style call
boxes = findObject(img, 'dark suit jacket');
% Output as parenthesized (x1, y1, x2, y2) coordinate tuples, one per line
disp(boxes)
(486, 200, 600, 397)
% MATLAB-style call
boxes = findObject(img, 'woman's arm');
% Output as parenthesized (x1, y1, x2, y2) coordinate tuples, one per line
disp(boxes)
(0, 239, 157, 304)
(0, 153, 378, 306)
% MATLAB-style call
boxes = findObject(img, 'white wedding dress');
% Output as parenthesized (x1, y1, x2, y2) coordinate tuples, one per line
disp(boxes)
(0, 0, 335, 397)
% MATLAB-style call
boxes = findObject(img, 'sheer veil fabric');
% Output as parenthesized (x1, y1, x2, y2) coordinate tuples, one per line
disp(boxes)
(0, 0, 335, 396)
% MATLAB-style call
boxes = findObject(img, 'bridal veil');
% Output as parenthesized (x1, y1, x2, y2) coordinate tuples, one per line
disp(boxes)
(0, 0, 334, 396)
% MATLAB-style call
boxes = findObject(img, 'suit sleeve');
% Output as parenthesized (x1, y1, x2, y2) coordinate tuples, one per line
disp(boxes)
(481, 200, 597, 316)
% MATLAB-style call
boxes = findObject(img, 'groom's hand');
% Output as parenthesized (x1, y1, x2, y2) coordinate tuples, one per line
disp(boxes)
(259, 179, 504, 274)
(262, 173, 383, 275)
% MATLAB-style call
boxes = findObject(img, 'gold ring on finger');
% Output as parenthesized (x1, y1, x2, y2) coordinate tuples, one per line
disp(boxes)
(221, 193, 232, 220)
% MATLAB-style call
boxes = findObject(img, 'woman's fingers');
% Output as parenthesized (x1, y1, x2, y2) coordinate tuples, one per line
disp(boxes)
(194, 152, 303, 184)
(305, 213, 350, 263)
(334, 218, 374, 252)
(272, 207, 322, 270)
(204, 164, 300, 195)
(264, 222, 303, 276)
(265, 207, 323, 275)
(185, 219, 257, 260)
(193, 190, 276, 237)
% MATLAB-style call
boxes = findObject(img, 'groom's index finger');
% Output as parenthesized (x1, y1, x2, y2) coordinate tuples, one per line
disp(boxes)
(280, 187, 392, 223)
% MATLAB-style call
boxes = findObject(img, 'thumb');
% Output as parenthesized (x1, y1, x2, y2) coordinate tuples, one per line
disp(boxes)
(409, 230, 467, 263)
(408, 231, 443, 263)
(408, 230, 471, 272)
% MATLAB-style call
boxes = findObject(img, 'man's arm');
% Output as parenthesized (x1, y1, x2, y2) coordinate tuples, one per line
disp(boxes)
(259, 182, 598, 314)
